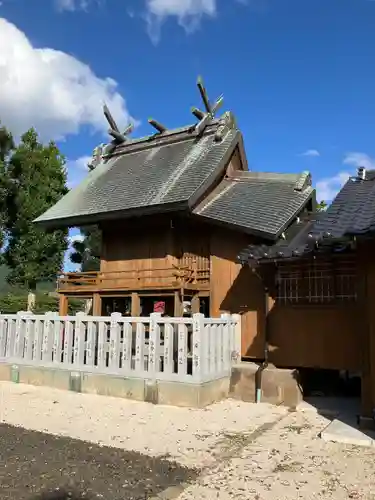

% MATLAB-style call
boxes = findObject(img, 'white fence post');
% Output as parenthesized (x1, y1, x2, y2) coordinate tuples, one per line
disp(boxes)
(149, 313, 161, 376)
(97, 320, 107, 369)
(231, 313, 242, 362)
(42, 312, 57, 363)
(163, 323, 174, 375)
(0, 315, 6, 358)
(74, 312, 86, 367)
(85, 318, 96, 367)
(109, 312, 122, 370)
(177, 323, 188, 377)
(63, 319, 74, 366)
(192, 313, 205, 382)
(135, 322, 146, 373)
(122, 321, 133, 372)
(221, 313, 231, 373)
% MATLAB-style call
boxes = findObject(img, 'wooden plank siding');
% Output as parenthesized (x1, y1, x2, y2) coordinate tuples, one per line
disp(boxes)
(209, 229, 265, 360)
(100, 217, 211, 292)
(208, 228, 362, 371)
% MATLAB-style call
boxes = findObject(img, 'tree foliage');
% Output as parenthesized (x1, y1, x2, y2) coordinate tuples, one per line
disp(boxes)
(317, 200, 327, 212)
(70, 226, 101, 272)
(0, 125, 15, 252)
(68, 159, 101, 271)
(0, 292, 85, 314)
(1, 127, 69, 290)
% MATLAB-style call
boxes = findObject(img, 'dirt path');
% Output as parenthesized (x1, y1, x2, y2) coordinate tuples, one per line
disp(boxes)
(2, 382, 375, 499)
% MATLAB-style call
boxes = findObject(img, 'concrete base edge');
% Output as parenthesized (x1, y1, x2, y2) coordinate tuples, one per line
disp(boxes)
(0, 363, 229, 408)
(358, 415, 375, 431)
(229, 362, 303, 408)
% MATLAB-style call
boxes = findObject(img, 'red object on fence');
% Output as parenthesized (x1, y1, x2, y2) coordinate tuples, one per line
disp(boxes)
(153, 301, 165, 314)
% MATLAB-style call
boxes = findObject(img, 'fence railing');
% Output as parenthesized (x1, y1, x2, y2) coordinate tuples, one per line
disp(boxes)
(0, 312, 241, 384)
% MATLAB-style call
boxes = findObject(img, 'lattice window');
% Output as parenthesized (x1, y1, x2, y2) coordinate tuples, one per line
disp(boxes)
(275, 256, 357, 304)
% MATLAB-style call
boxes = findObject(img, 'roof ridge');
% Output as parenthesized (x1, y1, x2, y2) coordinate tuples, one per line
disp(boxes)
(294, 171, 312, 191)
(227, 170, 311, 186)
(194, 180, 234, 215)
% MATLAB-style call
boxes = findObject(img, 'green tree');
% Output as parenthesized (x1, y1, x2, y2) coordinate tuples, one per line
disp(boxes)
(70, 226, 101, 272)
(317, 200, 327, 212)
(3, 128, 69, 290)
(0, 125, 14, 252)
(69, 158, 101, 272)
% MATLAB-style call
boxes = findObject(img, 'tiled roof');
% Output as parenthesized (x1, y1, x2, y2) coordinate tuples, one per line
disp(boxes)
(194, 171, 314, 240)
(34, 110, 314, 240)
(34, 117, 240, 228)
(238, 169, 375, 264)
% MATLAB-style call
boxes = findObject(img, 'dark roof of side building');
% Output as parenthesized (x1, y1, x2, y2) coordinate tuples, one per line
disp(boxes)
(34, 110, 314, 241)
(238, 168, 375, 264)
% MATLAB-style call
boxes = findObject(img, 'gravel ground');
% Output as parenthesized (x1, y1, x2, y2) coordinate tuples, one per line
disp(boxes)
(1, 382, 375, 500)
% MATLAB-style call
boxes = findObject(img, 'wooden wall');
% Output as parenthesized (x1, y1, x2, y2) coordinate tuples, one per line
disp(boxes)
(267, 304, 362, 370)
(209, 227, 363, 371)
(100, 216, 210, 289)
(101, 220, 174, 274)
(209, 229, 265, 359)
(357, 239, 375, 417)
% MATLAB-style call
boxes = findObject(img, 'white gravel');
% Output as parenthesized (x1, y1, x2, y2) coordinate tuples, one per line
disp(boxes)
(0, 381, 285, 468)
(2, 381, 375, 499)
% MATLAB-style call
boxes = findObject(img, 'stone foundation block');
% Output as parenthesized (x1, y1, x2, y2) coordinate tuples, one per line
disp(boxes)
(229, 362, 302, 408)
(18, 365, 71, 391)
(157, 377, 230, 408)
(81, 373, 146, 401)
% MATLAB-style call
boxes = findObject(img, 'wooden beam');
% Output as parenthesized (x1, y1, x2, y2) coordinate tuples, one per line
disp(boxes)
(92, 293, 102, 316)
(131, 292, 141, 316)
(59, 294, 68, 316)
(148, 118, 167, 134)
(191, 294, 200, 314)
(174, 291, 182, 317)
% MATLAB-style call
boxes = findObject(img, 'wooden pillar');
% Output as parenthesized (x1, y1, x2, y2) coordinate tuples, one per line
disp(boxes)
(174, 290, 183, 317)
(92, 293, 102, 316)
(358, 239, 375, 425)
(59, 294, 68, 316)
(131, 292, 141, 316)
(191, 294, 200, 314)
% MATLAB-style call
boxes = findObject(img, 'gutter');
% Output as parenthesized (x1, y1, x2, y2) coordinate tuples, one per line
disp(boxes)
(251, 268, 271, 404)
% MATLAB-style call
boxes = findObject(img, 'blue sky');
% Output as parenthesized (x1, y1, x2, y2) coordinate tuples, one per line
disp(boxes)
(1, 0, 375, 269)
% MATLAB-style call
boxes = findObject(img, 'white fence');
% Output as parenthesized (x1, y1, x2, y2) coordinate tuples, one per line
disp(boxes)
(0, 312, 241, 384)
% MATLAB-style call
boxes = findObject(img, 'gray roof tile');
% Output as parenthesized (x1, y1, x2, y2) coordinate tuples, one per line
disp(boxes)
(194, 173, 313, 240)
(239, 169, 375, 264)
(35, 124, 239, 227)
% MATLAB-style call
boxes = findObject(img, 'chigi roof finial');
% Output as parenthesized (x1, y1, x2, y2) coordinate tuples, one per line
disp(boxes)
(191, 76, 224, 136)
(103, 103, 134, 144)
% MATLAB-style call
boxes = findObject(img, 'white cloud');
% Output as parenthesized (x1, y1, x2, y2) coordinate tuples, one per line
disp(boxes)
(146, 0, 216, 43)
(0, 18, 133, 140)
(315, 151, 375, 203)
(315, 171, 351, 203)
(66, 155, 92, 189)
(300, 149, 320, 157)
(55, 0, 101, 11)
(55, 0, 217, 43)
(343, 152, 375, 170)
(68, 232, 84, 244)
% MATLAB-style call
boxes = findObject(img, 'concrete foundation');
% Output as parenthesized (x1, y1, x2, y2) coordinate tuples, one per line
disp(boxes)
(229, 362, 303, 408)
(0, 362, 229, 408)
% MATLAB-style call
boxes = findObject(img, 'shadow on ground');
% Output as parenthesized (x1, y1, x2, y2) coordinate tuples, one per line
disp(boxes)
(0, 424, 198, 500)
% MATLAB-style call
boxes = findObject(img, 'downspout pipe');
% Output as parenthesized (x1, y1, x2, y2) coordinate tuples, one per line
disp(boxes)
(251, 268, 270, 404)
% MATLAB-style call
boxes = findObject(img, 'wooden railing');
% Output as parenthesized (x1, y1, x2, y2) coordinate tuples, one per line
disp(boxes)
(0, 312, 241, 383)
(58, 265, 210, 292)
